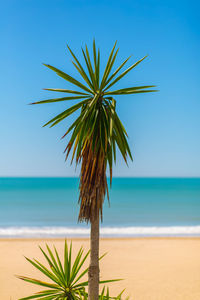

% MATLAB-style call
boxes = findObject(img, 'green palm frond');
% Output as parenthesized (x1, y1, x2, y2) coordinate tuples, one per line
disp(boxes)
(17, 241, 121, 300)
(31, 40, 157, 222)
(98, 286, 130, 300)
(79, 286, 129, 300)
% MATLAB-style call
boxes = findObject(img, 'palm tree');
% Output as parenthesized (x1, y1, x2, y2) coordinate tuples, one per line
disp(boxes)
(31, 40, 156, 300)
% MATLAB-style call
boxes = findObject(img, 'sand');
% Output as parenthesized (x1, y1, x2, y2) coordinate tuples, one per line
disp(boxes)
(0, 238, 200, 300)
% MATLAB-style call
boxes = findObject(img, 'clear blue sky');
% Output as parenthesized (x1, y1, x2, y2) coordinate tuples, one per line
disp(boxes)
(1, 0, 199, 177)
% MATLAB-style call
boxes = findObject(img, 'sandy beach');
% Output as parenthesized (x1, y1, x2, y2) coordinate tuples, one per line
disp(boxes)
(0, 238, 199, 300)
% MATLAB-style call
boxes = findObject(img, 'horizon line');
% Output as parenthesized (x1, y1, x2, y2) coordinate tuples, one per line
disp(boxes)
(1, 176, 200, 179)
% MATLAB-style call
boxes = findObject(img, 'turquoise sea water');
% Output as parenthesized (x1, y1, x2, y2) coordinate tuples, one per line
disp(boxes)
(0, 177, 200, 237)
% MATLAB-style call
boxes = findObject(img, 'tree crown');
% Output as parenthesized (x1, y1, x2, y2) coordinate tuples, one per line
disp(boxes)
(31, 40, 157, 185)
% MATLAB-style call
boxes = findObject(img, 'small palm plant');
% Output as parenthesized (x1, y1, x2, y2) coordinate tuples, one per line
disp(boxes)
(30, 40, 156, 299)
(17, 241, 119, 300)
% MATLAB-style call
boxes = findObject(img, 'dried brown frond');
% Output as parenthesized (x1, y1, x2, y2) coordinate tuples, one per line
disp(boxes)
(78, 138, 108, 222)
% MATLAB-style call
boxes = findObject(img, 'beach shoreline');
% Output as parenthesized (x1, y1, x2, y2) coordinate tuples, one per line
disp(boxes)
(1, 237, 200, 300)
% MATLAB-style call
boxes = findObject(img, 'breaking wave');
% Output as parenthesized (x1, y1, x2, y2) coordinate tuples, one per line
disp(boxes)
(0, 226, 200, 237)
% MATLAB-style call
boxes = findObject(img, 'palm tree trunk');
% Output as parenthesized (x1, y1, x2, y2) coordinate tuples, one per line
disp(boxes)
(88, 210, 99, 300)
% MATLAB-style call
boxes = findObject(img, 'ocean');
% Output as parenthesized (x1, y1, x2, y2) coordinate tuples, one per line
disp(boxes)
(0, 177, 200, 237)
